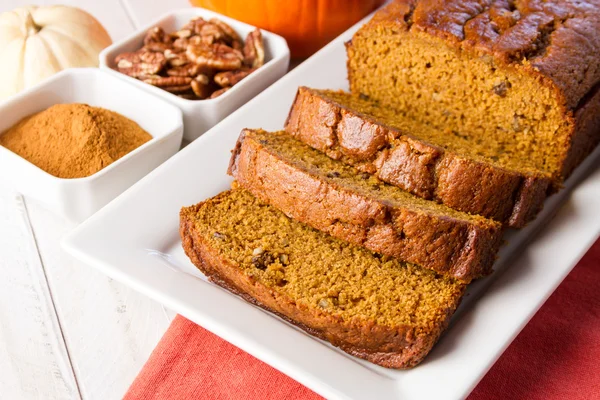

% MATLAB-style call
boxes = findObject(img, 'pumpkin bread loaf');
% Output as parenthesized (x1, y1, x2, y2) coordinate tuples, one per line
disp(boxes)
(180, 189, 466, 369)
(229, 129, 502, 283)
(285, 87, 551, 227)
(346, 0, 600, 185)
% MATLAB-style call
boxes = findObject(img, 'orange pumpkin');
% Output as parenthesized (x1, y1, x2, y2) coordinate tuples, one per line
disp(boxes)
(190, 0, 385, 58)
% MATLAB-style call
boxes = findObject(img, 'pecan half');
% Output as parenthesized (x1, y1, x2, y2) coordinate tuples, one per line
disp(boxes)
(191, 75, 212, 98)
(172, 29, 192, 39)
(163, 48, 181, 58)
(243, 28, 264, 68)
(162, 84, 193, 93)
(194, 74, 210, 86)
(209, 87, 230, 99)
(173, 35, 202, 51)
(146, 42, 171, 52)
(115, 50, 167, 78)
(143, 27, 173, 52)
(186, 43, 243, 70)
(231, 40, 243, 52)
(144, 26, 166, 44)
(199, 22, 226, 45)
(214, 68, 254, 87)
(142, 75, 192, 88)
(172, 37, 188, 51)
(181, 17, 207, 35)
(209, 18, 242, 46)
(167, 64, 202, 77)
(164, 48, 188, 67)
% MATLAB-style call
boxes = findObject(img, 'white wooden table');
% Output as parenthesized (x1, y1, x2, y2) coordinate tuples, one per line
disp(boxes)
(0, 1, 191, 399)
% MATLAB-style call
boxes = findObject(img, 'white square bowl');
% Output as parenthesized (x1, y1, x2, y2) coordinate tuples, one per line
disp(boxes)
(0, 68, 183, 222)
(99, 8, 290, 141)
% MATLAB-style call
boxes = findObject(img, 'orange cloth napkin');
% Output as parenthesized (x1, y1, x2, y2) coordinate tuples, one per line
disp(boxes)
(125, 238, 600, 400)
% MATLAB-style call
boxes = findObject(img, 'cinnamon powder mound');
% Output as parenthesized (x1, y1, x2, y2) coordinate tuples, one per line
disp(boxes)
(0, 104, 152, 179)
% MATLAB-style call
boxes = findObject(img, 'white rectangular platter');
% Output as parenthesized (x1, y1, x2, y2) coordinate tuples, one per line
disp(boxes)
(63, 15, 600, 400)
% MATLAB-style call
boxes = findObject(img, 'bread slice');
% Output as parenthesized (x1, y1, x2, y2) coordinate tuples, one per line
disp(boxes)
(346, 1, 600, 185)
(285, 87, 552, 228)
(228, 129, 502, 283)
(180, 188, 466, 369)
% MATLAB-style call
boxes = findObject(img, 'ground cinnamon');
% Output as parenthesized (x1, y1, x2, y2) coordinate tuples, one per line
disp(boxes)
(0, 104, 152, 179)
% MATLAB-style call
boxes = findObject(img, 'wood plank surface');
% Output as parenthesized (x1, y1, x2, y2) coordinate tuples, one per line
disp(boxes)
(25, 199, 173, 400)
(0, 1, 183, 398)
(0, 190, 80, 400)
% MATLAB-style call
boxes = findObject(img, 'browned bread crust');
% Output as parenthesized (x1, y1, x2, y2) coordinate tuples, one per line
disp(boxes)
(566, 83, 600, 178)
(285, 87, 551, 227)
(228, 129, 503, 283)
(383, 0, 600, 112)
(180, 200, 464, 369)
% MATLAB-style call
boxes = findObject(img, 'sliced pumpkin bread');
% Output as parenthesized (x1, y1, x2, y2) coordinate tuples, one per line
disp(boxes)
(346, 0, 600, 185)
(180, 188, 466, 369)
(285, 87, 552, 228)
(228, 129, 503, 283)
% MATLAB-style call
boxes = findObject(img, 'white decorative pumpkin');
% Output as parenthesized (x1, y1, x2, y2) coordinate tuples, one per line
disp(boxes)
(0, 5, 112, 100)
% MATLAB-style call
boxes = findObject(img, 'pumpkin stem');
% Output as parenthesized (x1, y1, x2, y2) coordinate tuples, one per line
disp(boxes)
(22, 9, 41, 36)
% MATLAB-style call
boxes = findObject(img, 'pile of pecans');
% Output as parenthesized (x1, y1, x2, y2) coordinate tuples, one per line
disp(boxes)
(114, 17, 265, 100)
